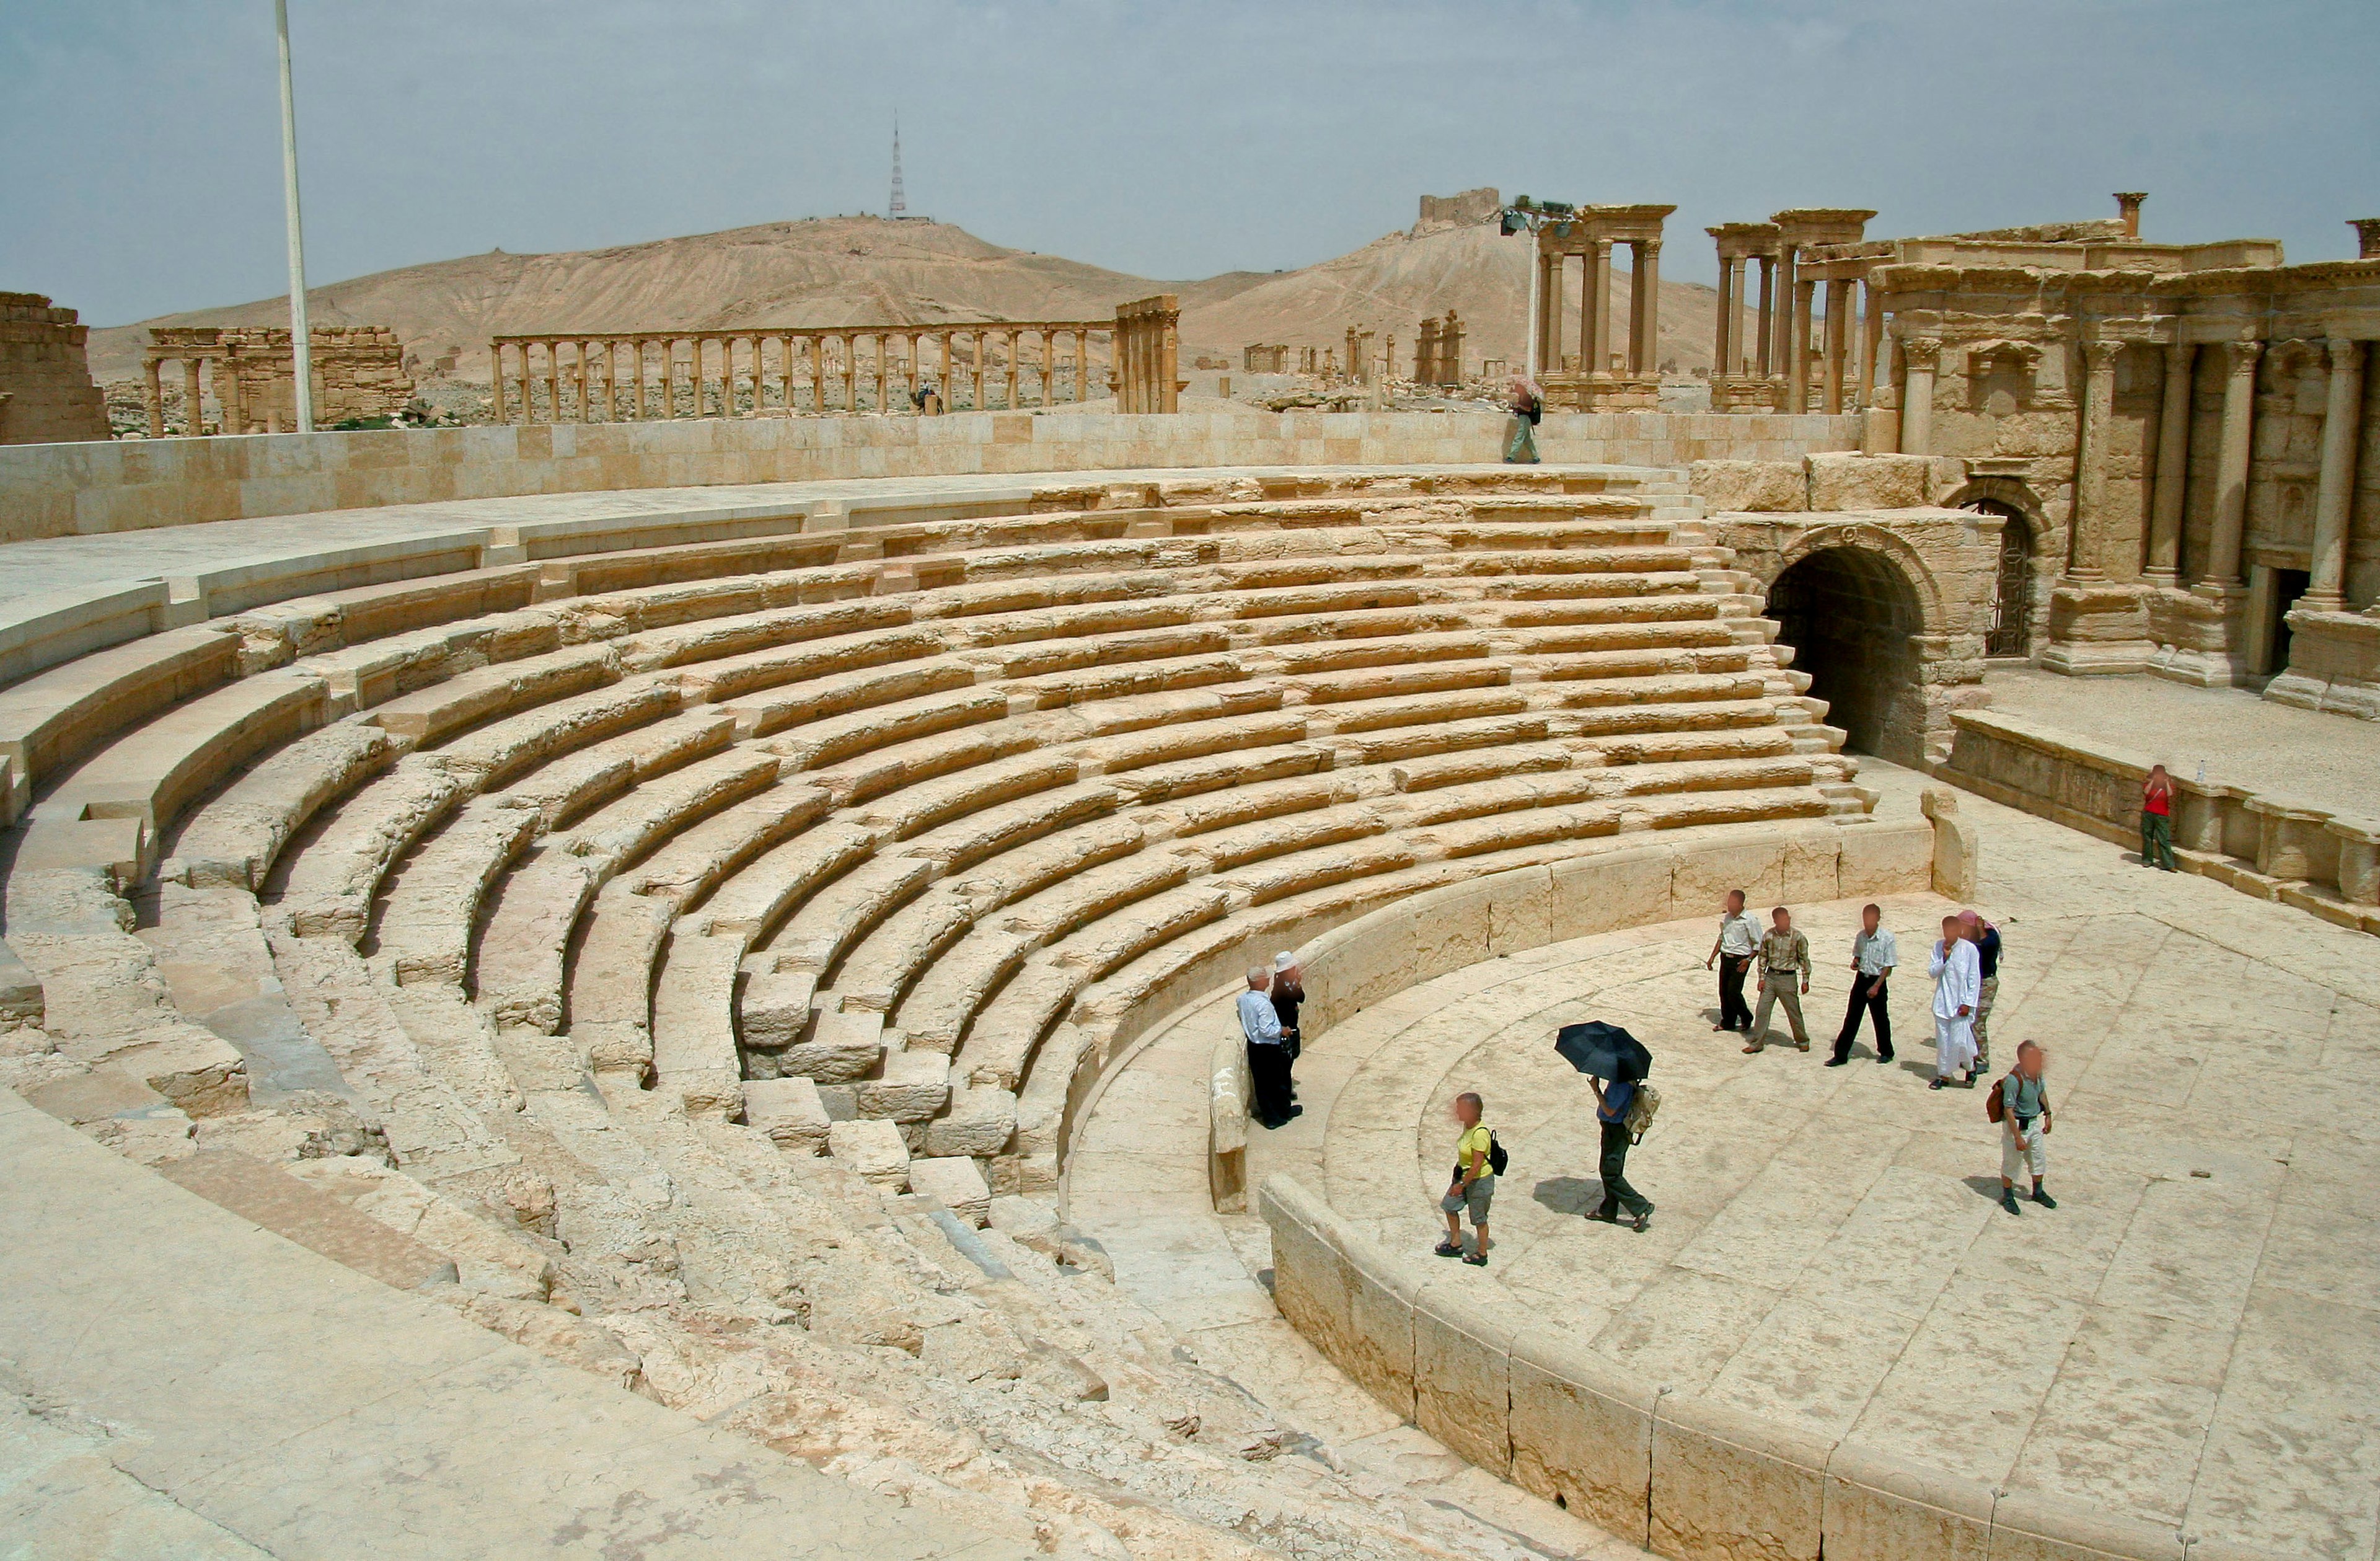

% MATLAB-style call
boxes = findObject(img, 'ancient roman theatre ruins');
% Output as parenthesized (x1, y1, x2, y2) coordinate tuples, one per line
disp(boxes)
(2, 200, 2379, 1561)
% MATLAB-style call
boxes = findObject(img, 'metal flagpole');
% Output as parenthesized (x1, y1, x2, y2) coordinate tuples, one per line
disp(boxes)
(276, 0, 314, 431)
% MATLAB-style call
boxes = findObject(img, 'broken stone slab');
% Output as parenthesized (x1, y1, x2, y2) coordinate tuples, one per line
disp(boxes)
(827, 1116, 910, 1190)
(157, 1149, 459, 1292)
(855, 1048, 951, 1123)
(778, 1005, 885, 1084)
(924, 1084, 1018, 1158)
(905, 1154, 991, 1227)
(741, 1075, 830, 1155)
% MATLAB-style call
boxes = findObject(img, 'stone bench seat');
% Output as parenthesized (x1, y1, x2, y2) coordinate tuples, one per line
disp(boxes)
(673, 624, 951, 704)
(617, 594, 920, 673)
(1284, 658, 1515, 705)
(1509, 618, 1742, 655)
(1259, 630, 1498, 676)
(32, 668, 329, 844)
(0, 623, 238, 814)
(647, 927, 748, 1115)
(271, 756, 467, 942)
(365, 642, 620, 746)
(1527, 644, 1759, 681)
(502, 709, 738, 826)
(290, 607, 570, 713)
(849, 751, 1083, 844)
(691, 818, 883, 940)
(969, 623, 1235, 682)
(372, 795, 544, 987)
(170, 719, 397, 890)
(421, 674, 684, 789)
(231, 564, 542, 674)
(754, 852, 939, 981)
(721, 661, 987, 741)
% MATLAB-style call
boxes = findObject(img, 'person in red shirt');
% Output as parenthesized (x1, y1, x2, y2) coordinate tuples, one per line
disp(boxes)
(2141, 764, 2177, 872)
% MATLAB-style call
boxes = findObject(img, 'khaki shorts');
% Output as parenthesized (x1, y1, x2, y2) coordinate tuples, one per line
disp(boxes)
(1441, 1175, 1496, 1224)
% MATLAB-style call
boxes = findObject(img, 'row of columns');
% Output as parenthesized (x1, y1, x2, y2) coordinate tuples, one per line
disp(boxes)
(142, 355, 223, 438)
(1711, 253, 1776, 382)
(490, 326, 1104, 425)
(1535, 241, 1664, 376)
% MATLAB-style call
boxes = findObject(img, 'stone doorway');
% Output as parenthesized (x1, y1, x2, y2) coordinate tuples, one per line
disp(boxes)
(1765, 545, 1929, 763)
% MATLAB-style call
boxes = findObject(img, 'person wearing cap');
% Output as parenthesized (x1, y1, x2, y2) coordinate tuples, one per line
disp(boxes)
(1270, 951, 1306, 1107)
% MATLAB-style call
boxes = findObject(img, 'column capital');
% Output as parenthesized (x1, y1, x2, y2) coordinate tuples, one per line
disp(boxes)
(2082, 338, 2127, 371)
(2327, 335, 2366, 372)
(2217, 338, 2265, 373)
(1902, 337, 1942, 373)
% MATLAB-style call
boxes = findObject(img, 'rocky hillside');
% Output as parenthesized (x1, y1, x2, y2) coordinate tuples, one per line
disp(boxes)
(88, 205, 1723, 387)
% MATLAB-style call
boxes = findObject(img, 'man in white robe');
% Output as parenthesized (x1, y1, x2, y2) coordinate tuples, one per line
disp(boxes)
(1928, 914, 1980, 1090)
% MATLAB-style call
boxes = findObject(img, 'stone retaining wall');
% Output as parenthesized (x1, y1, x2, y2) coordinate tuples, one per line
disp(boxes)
(0, 408, 1861, 543)
(1261, 1173, 2229, 1561)
(1940, 709, 2380, 935)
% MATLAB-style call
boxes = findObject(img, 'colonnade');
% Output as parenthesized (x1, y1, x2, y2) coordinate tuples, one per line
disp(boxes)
(1704, 210, 1878, 413)
(490, 323, 1108, 425)
(1529, 204, 1673, 410)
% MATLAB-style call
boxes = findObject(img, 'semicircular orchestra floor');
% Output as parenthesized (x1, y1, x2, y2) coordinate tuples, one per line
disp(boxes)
(1071, 766, 2380, 1560)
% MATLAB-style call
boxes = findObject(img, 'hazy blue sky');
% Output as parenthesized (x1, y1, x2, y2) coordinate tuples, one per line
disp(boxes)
(6, 1, 2376, 326)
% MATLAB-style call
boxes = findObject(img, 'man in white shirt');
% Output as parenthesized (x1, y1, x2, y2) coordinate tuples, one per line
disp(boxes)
(1928, 914, 1980, 1090)
(1828, 903, 1897, 1066)
(1238, 965, 1298, 1128)
(1703, 889, 1758, 1035)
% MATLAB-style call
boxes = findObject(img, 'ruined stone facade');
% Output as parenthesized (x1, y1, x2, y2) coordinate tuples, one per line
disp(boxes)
(143, 325, 413, 436)
(1413, 312, 1464, 388)
(1110, 294, 1183, 413)
(1530, 204, 1672, 409)
(1416, 187, 1501, 229)
(0, 293, 110, 445)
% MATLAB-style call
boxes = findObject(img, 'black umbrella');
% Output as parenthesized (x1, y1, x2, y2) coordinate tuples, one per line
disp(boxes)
(1554, 1021, 1652, 1082)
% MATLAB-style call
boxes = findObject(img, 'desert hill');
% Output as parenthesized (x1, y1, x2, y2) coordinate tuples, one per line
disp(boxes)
(87, 203, 1723, 386)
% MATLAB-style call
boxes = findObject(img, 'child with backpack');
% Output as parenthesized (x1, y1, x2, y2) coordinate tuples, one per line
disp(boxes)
(1986, 1041, 2056, 1215)
(1435, 1091, 1502, 1265)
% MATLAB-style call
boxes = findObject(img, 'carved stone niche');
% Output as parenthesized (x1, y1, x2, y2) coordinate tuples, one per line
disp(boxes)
(1965, 340, 2045, 415)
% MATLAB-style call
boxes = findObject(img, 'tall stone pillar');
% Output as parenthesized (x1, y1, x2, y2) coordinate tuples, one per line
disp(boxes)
(2199, 340, 2263, 592)
(1771, 248, 1799, 397)
(2069, 339, 2124, 580)
(1631, 241, 1660, 374)
(144, 360, 166, 438)
(1898, 337, 1940, 456)
(2306, 337, 2366, 611)
(1537, 250, 1563, 376)
(520, 343, 536, 423)
(1822, 279, 1851, 413)
(1583, 242, 1613, 376)
(1754, 259, 1775, 379)
(182, 358, 205, 436)
(1788, 280, 1815, 413)
(1712, 259, 1734, 387)
(2145, 342, 2195, 585)
(577, 342, 593, 422)
(1075, 329, 1090, 401)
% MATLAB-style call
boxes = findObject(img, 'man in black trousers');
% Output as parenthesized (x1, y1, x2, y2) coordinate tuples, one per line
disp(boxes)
(1704, 889, 1756, 1034)
(1827, 903, 1897, 1065)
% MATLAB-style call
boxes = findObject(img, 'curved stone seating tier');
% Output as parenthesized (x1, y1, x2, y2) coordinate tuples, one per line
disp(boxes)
(2, 470, 1860, 1295)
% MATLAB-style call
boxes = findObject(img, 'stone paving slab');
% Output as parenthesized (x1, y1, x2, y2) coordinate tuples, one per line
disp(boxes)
(1073, 760, 2380, 1559)
(0, 1087, 1026, 1561)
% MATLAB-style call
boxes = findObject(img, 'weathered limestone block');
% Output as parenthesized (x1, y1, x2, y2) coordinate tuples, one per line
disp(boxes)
(1549, 845, 1677, 942)
(473, 853, 603, 1032)
(857, 1048, 951, 1123)
(1836, 820, 1936, 898)
(426, 676, 681, 790)
(1818, 1440, 1994, 1561)
(1649, 1391, 1832, 1561)
(741, 1075, 831, 1155)
(157, 1150, 457, 1292)
(0, 624, 237, 809)
(1259, 1175, 1417, 1421)
(1412, 1277, 1517, 1477)
(368, 643, 617, 745)
(1669, 829, 1789, 912)
(924, 1084, 1017, 1159)
(906, 1154, 991, 1226)
(1804, 453, 1934, 511)
(648, 931, 745, 1116)
(1508, 1320, 1657, 1547)
(828, 1116, 911, 1190)
(1689, 459, 1806, 513)
(780, 1004, 885, 1084)
(1919, 787, 1980, 901)
(375, 798, 542, 987)
(173, 720, 395, 890)
(285, 1155, 555, 1301)
(36, 670, 328, 836)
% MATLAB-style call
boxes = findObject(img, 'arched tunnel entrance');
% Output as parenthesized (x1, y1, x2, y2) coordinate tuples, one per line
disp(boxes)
(1765, 546, 1928, 765)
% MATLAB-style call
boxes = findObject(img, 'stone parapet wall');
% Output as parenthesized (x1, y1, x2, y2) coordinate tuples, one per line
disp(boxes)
(0, 409, 1862, 545)
(1940, 708, 2380, 932)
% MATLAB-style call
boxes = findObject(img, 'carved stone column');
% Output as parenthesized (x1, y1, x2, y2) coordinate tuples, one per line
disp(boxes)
(1898, 337, 1940, 456)
(1770, 247, 1796, 395)
(1788, 280, 1817, 414)
(1712, 259, 1734, 387)
(1858, 281, 1884, 412)
(1754, 257, 1775, 379)
(519, 343, 536, 423)
(1582, 243, 1610, 378)
(1630, 241, 1660, 374)
(2305, 337, 2366, 611)
(182, 359, 205, 436)
(1538, 250, 1562, 376)
(2069, 339, 2124, 580)
(2198, 340, 2263, 593)
(2144, 342, 2194, 585)
(1822, 278, 1852, 414)
(144, 360, 165, 438)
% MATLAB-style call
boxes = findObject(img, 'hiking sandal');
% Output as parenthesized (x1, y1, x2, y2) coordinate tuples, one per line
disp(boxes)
(1433, 1240, 1463, 1258)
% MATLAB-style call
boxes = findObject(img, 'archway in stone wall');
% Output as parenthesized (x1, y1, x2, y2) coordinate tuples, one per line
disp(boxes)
(1765, 546, 1929, 764)
(1973, 501, 2037, 658)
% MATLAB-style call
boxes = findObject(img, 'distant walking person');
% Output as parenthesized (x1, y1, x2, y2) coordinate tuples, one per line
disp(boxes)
(1706, 889, 1758, 1035)
(1960, 910, 2003, 1071)
(1238, 965, 1298, 1128)
(1745, 906, 1812, 1053)
(1504, 376, 1543, 464)
(1434, 1092, 1497, 1265)
(2141, 764, 2178, 871)
(1828, 904, 1897, 1066)
(1928, 914, 1980, 1090)
(1996, 1041, 2056, 1216)
(1590, 1074, 1653, 1231)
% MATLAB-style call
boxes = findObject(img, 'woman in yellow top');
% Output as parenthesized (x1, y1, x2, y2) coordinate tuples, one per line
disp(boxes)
(1435, 1092, 1496, 1266)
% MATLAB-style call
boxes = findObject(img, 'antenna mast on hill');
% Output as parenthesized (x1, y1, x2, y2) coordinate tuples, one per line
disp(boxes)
(888, 114, 909, 219)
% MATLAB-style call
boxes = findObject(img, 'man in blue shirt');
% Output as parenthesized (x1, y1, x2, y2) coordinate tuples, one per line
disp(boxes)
(1238, 965, 1298, 1128)
(1589, 1075, 1653, 1232)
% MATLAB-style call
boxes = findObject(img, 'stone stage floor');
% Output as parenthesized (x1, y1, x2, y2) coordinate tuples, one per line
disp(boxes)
(1069, 762, 2380, 1560)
